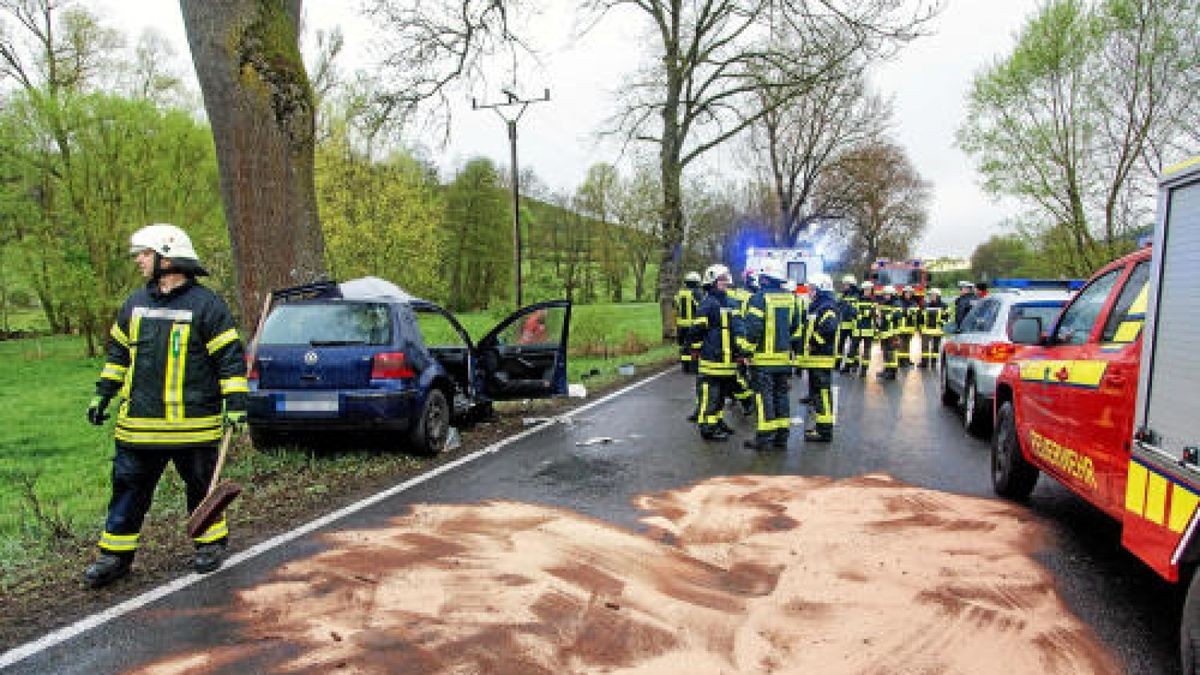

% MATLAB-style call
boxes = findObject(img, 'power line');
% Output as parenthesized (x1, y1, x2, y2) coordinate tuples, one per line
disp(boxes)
(472, 88, 551, 307)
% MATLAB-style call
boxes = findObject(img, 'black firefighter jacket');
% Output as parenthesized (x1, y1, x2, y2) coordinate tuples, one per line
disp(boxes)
(96, 279, 248, 449)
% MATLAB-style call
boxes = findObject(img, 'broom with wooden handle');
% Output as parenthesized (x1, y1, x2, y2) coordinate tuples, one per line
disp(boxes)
(186, 292, 273, 539)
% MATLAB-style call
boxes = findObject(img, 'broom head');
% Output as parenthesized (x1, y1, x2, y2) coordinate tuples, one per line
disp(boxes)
(187, 480, 242, 539)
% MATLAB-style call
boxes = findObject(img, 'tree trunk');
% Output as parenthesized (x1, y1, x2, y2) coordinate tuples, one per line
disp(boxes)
(180, 0, 325, 332)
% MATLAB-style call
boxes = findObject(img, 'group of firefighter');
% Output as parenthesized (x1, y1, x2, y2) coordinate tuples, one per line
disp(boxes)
(674, 267, 962, 450)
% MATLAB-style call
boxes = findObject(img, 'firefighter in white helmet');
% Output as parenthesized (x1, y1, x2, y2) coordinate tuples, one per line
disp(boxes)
(919, 287, 949, 367)
(83, 223, 248, 588)
(874, 284, 901, 380)
(693, 264, 754, 441)
(795, 274, 840, 441)
(834, 274, 859, 371)
(742, 271, 802, 449)
(846, 280, 876, 375)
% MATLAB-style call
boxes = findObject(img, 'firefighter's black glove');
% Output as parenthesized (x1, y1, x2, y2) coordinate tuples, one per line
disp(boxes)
(87, 395, 111, 426)
(223, 394, 248, 434)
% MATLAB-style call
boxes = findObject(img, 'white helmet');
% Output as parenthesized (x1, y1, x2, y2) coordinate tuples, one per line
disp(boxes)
(130, 223, 207, 275)
(881, 284, 897, 295)
(684, 271, 702, 284)
(811, 273, 834, 292)
(929, 287, 942, 296)
(902, 285, 914, 293)
(703, 264, 731, 285)
(841, 274, 857, 285)
(860, 280, 874, 290)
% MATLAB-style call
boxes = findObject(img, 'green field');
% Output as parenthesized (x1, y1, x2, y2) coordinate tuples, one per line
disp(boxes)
(0, 302, 670, 578)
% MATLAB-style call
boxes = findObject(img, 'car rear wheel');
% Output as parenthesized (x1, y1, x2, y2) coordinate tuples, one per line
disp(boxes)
(1182, 570, 1200, 675)
(940, 363, 958, 407)
(963, 377, 992, 437)
(992, 401, 1037, 500)
(410, 388, 449, 455)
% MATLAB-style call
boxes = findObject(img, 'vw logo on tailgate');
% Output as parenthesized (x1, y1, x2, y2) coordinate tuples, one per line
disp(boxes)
(304, 350, 319, 366)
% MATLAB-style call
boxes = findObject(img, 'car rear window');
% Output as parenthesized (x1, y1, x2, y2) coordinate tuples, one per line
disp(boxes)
(259, 302, 393, 346)
(1006, 301, 1065, 338)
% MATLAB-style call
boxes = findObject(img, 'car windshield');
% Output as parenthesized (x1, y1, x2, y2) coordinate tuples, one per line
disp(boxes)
(876, 268, 923, 287)
(1006, 301, 1065, 338)
(259, 302, 393, 346)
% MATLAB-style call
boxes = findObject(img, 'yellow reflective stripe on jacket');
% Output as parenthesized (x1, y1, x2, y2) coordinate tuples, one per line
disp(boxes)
(110, 323, 129, 348)
(99, 531, 139, 552)
(120, 312, 143, 400)
(194, 517, 229, 543)
(101, 363, 128, 383)
(205, 328, 239, 354)
(115, 426, 224, 445)
(220, 376, 250, 395)
(699, 361, 738, 375)
(163, 323, 191, 421)
(118, 414, 223, 430)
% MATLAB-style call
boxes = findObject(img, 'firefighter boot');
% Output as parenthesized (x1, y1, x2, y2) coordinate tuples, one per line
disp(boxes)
(83, 552, 132, 589)
(743, 436, 771, 451)
(194, 541, 228, 574)
(804, 429, 832, 443)
(771, 432, 789, 448)
(858, 365, 868, 377)
(716, 419, 736, 435)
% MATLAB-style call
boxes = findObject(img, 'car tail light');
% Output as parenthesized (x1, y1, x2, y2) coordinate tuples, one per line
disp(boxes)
(981, 342, 1018, 363)
(246, 354, 259, 382)
(371, 351, 415, 379)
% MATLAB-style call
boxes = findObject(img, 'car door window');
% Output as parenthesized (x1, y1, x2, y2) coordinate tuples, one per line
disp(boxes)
(496, 306, 567, 346)
(1053, 268, 1122, 345)
(1100, 261, 1149, 344)
(964, 299, 999, 333)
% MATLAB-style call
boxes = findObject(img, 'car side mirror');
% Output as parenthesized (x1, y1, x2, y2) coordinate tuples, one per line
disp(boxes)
(1011, 317, 1043, 345)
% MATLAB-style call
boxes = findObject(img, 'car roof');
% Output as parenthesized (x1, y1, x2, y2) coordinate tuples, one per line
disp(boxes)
(336, 276, 419, 302)
(989, 288, 1072, 304)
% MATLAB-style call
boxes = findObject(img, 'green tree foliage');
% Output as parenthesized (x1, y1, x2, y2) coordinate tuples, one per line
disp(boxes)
(958, 0, 1197, 275)
(0, 92, 224, 353)
(444, 157, 512, 311)
(317, 121, 447, 302)
(969, 235, 1041, 281)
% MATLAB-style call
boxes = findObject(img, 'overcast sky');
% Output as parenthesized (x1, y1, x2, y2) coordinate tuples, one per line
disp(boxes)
(92, 0, 1041, 259)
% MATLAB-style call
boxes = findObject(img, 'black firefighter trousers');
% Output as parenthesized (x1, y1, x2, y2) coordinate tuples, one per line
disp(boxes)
(100, 443, 224, 557)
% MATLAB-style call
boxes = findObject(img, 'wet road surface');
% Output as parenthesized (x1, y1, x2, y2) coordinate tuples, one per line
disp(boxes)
(2, 366, 1181, 673)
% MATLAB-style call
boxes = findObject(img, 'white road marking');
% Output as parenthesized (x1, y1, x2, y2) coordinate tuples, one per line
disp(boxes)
(0, 368, 672, 668)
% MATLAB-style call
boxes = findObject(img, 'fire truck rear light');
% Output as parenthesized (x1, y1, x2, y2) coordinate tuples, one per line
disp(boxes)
(371, 352, 415, 379)
(981, 343, 1018, 363)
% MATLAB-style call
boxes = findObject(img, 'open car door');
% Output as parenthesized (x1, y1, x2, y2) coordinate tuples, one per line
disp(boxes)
(477, 300, 571, 400)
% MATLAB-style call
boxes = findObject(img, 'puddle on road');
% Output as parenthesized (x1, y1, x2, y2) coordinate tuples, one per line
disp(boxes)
(134, 474, 1119, 674)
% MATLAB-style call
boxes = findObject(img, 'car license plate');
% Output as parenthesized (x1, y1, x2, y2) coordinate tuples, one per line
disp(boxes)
(279, 392, 340, 413)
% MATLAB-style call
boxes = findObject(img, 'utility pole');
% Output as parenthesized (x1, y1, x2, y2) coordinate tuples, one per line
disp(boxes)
(473, 88, 550, 308)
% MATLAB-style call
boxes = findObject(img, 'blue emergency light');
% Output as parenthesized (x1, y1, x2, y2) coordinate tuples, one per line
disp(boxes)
(993, 278, 1085, 291)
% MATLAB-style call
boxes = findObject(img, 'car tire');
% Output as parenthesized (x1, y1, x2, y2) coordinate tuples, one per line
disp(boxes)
(963, 377, 992, 437)
(992, 401, 1038, 500)
(1182, 570, 1200, 675)
(410, 388, 450, 456)
(940, 363, 958, 407)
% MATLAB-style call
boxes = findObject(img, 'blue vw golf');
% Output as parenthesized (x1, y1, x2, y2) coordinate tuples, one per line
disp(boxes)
(246, 277, 571, 453)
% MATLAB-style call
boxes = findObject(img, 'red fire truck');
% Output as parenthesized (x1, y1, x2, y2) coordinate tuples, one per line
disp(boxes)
(868, 258, 929, 296)
(991, 157, 1200, 671)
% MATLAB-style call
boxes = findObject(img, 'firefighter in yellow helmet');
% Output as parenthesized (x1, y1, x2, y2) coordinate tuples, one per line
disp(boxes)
(83, 224, 248, 588)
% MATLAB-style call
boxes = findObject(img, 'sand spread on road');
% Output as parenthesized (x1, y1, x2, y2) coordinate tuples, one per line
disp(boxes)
(135, 473, 1120, 674)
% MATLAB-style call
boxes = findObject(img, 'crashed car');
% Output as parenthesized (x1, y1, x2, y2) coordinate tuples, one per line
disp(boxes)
(246, 277, 570, 453)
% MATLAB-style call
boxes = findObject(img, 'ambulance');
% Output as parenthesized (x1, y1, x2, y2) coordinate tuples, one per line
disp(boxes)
(743, 246, 825, 292)
(991, 157, 1200, 671)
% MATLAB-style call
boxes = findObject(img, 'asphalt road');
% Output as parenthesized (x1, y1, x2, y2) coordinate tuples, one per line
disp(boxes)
(2, 365, 1182, 673)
